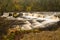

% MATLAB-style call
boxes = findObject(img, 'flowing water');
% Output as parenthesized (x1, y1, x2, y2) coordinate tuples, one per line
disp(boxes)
(0, 12, 60, 30)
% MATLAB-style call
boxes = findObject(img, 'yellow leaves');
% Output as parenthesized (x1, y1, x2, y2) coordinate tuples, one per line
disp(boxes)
(15, 4, 20, 9)
(15, 4, 23, 11)
(26, 6, 32, 12)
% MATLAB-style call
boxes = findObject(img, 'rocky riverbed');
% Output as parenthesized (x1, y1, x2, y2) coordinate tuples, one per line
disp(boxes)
(0, 12, 60, 40)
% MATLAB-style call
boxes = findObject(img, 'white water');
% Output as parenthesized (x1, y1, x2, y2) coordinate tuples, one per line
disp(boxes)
(20, 13, 60, 30)
(0, 12, 60, 30)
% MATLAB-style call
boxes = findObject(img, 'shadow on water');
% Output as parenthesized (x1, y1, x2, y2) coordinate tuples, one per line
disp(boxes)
(38, 21, 60, 31)
(22, 21, 60, 34)
(16, 21, 60, 40)
(20, 21, 60, 34)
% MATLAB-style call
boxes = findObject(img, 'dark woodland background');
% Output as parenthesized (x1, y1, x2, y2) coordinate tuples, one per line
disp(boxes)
(0, 0, 60, 12)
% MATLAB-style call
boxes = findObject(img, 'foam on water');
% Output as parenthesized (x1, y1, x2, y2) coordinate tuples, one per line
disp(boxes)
(0, 12, 60, 30)
(21, 13, 60, 30)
